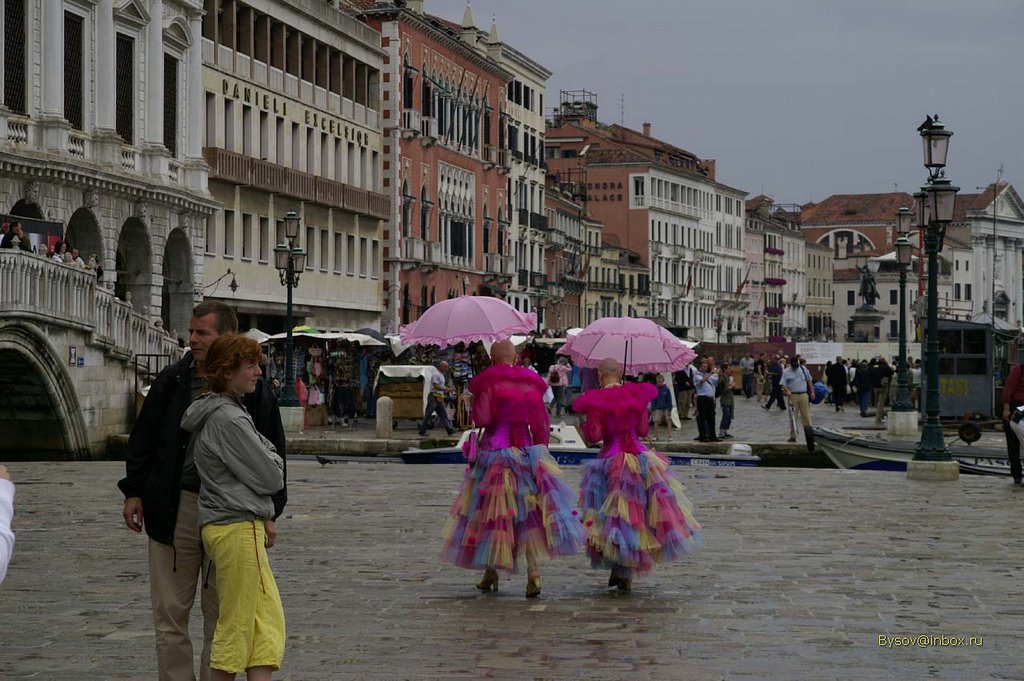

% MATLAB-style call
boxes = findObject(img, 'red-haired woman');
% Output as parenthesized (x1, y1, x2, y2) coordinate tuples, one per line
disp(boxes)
(182, 335, 285, 680)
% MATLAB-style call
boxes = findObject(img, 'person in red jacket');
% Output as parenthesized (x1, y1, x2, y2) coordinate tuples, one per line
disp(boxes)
(1002, 358, 1024, 485)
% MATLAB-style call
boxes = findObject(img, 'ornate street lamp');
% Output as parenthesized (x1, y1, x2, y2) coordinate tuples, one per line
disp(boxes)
(892, 233, 914, 413)
(912, 115, 960, 474)
(712, 309, 724, 343)
(273, 210, 307, 408)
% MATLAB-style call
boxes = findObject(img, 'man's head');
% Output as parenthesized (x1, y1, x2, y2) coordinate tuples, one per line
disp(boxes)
(188, 301, 239, 364)
(490, 340, 515, 366)
(9, 222, 24, 239)
(438, 360, 449, 372)
(71, 248, 80, 259)
(598, 357, 621, 385)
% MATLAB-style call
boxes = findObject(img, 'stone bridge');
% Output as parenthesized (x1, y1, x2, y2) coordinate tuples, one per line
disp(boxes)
(0, 250, 179, 460)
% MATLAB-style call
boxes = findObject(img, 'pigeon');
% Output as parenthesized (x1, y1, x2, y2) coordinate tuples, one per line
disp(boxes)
(917, 115, 934, 133)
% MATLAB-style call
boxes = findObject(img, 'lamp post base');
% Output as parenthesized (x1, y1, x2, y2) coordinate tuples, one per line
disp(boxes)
(906, 460, 959, 481)
(280, 406, 305, 434)
(886, 411, 919, 439)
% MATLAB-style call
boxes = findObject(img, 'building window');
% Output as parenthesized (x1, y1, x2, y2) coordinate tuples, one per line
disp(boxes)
(305, 226, 315, 268)
(890, 289, 897, 305)
(371, 240, 379, 278)
(4, 0, 26, 114)
(159, 54, 179, 155)
(346, 234, 356, 274)
(320, 229, 328, 271)
(205, 216, 216, 255)
(359, 237, 368, 276)
(954, 283, 961, 300)
(205, 92, 216, 147)
(333, 232, 342, 273)
(64, 12, 84, 130)
(241, 213, 253, 260)
(965, 284, 972, 300)
(115, 33, 135, 143)
(258, 217, 269, 263)
(242, 105, 253, 155)
(890, 320, 898, 337)
(223, 210, 235, 257)
(847, 290, 855, 305)
(224, 99, 235, 151)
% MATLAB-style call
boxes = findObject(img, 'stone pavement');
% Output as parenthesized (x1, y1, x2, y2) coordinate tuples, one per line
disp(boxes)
(2, 461, 1022, 680)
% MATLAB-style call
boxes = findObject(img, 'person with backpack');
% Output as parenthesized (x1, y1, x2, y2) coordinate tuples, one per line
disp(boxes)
(781, 355, 816, 451)
(547, 357, 572, 417)
(717, 367, 735, 439)
(672, 366, 695, 420)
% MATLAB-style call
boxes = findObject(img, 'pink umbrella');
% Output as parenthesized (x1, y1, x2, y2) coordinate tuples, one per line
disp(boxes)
(399, 296, 537, 348)
(557, 317, 697, 375)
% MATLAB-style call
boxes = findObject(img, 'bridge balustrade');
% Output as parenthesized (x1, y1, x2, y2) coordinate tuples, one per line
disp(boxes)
(0, 251, 178, 362)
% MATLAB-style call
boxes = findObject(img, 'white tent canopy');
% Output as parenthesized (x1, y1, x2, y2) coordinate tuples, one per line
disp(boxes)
(262, 331, 386, 346)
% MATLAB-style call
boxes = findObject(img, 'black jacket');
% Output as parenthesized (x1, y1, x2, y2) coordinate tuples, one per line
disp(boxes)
(118, 352, 287, 545)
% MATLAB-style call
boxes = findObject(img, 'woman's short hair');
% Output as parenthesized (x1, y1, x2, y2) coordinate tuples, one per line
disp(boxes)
(204, 335, 264, 393)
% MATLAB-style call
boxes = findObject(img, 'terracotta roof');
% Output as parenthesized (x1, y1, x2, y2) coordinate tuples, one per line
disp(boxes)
(834, 268, 861, 282)
(799, 192, 914, 225)
(953, 181, 1005, 223)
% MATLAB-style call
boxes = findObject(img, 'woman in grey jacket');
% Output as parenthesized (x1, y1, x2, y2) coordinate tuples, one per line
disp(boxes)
(182, 335, 285, 681)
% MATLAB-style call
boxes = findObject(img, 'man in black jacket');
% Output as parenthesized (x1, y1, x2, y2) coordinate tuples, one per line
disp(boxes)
(118, 301, 286, 681)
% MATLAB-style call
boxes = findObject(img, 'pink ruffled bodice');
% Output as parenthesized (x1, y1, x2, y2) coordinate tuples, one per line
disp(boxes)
(573, 382, 658, 456)
(468, 364, 550, 449)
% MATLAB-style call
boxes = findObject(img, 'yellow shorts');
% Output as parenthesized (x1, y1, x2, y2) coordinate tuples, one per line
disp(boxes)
(201, 521, 285, 673)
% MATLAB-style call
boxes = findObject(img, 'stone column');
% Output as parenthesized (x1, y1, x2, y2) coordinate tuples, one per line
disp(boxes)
(91, 0, 122, 163)
(39, 0, 68, 149)
(145, 0, 168, 175)
(184, 11, 209, 191)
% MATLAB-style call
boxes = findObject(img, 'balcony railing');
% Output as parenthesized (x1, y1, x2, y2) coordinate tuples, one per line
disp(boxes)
(517, 268, 529, 288)
(497, 148, 511, 173)
(547, 281, 566, 300)
(484, 253, 513, 277)
(529, 212, 548, 231)
(402, 237, 425, 262)
(530, 272, 547, 289)
(516, 208, 529, 227)
(546, 229, 566, 250)
(401, 109, 421, 137)
(203, 146, 390, 219)
(420, 116, 438, 142)
(651, 282, 664, 297)
(483, 144, 496, 167)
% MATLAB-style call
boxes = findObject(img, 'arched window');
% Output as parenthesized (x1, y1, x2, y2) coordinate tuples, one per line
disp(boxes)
(421, 64, 432, 117)
(402, 55, 414, 108)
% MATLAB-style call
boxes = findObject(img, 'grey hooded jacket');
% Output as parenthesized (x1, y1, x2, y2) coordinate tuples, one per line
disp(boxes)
(181, 392, 284, 528)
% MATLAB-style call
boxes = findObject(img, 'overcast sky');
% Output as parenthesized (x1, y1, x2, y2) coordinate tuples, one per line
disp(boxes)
(431, 0, 1023, 204)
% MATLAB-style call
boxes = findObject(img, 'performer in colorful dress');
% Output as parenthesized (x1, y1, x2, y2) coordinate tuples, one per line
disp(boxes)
(575, 358, 703, 591)
(442, 340, 583, 597)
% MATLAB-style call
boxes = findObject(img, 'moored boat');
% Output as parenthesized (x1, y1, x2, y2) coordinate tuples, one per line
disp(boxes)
(401, 423, 760, 468)
(813, 427, 1012, 475)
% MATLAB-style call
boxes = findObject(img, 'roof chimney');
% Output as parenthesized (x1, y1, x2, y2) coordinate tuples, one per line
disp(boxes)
(407, 0, 424, 14)
(642, 122, 651, 137)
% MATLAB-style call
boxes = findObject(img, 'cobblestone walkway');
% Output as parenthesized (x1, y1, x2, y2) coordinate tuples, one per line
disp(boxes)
(2, 462, 1021, 680)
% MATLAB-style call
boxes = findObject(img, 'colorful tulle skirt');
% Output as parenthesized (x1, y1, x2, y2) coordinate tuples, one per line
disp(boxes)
(579, 449, 703, 575)
(442, 445, 584, 572)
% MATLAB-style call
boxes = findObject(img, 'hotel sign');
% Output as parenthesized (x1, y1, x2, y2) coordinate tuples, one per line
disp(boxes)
(216, 74, 378, 149)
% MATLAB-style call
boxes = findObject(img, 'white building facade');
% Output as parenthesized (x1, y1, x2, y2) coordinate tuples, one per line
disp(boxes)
(644, 170, 747, 340)
(199, 0, 389, 332)
(0, 0, 218, 339)
(482, 20, 550, 321)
